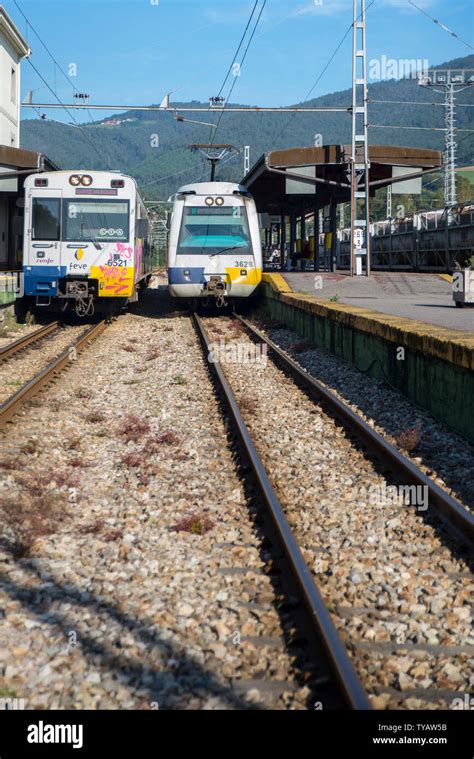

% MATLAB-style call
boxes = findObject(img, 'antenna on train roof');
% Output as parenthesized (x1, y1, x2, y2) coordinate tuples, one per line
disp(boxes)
(191, 144, 239, 181)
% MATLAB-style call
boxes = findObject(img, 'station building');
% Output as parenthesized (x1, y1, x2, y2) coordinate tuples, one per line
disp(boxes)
(0, 6, 56, 279)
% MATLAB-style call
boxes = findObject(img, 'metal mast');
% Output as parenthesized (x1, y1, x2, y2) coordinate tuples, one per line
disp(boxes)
(419, 69, 474, 211)
(350, 0, 371, 276)
(444, 83, 457, 207)
(244, 146, 250, 175)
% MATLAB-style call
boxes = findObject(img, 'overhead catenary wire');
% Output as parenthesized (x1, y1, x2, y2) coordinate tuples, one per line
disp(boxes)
(170, 4, 311, 102)
(370, 99, 474, 107)
(25, 57, 111, 169)
(276, 0, 376, 143)
(207, 0, 260, 142)
(14, 0, 113, 166)
(370, 124, 474, 132)
(13, 0, 77, 95)
(140, 144, 241, 194)
(408, 0, 474, 52)
(216, 2, 260, 100)
(210, 0, 267, 145)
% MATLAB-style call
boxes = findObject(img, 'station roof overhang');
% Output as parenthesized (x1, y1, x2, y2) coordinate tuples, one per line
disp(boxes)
(241, 144, 443, 215)
(0, 146, 59, 193)
(0, 6, 31, 58)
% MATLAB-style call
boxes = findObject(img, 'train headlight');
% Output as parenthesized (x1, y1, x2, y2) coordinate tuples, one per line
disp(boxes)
(69, 175, 81, 186)
(81, 175, 93, 186)
(184, 270, 190, 277)
(205, 196, 214, 206)
(215, 197, 224, 206)
(240, 270, 247, 276)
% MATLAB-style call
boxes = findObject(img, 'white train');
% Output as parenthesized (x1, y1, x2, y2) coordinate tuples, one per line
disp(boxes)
(22, 171, 153, 317)
(167, 181, 262, 306)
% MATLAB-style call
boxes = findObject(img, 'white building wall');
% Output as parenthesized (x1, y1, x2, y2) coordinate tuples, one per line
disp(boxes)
(0, 33, 21, 148)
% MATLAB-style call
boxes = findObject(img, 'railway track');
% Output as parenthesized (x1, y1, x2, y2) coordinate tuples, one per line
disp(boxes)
(236, 315, 474, 546)
(196, 312, 473, 709)
(0, 321, 59, 361)
(0, 321, 107, 426)
(192, 311, 371, 710)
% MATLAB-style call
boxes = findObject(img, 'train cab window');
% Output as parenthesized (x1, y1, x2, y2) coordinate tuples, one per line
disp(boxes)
(178, 205, 252, 255)
(63, 200, 130, 242)
(32, 198, 61, 241)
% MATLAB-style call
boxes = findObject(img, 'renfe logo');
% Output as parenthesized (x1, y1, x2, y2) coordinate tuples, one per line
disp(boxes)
(27, 721, 83, 750)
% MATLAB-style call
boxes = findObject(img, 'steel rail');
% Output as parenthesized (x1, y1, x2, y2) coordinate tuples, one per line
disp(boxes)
(0, 322, 59, 362)
(192, 311, 371, 711)
(236, 316, 474, 546)
(0, 321, 107, 426)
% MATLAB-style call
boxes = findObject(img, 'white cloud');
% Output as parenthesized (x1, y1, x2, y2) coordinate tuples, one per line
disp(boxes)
(290, 1, 351, 18)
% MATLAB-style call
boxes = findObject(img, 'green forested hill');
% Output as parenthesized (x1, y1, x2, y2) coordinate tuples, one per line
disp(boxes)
(20, 54, 474, 201)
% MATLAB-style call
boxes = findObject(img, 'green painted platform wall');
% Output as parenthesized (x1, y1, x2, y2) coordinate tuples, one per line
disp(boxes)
(261, 283, 474, 443)
(0, 292, 15, 307)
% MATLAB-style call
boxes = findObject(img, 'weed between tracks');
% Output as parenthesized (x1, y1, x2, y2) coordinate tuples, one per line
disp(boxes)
(238, 396, 259, 415)
(86, 411, 106, 424)
(0, 313, 22, 338)
(21, 439, 40, 455)
(0, 468, 78, 557)
(65, 437, 81, 451)
(118, 415, 151, 442)
(78, 520, 123, 543)
(145, 349, 159, 361)
(395, 425, 422, 453)
(172, 513, 214, 536)
(118, 418, 181, 484)
(171, 374, 187, 386)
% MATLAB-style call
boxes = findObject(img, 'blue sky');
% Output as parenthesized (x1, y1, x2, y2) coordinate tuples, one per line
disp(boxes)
(7, 0, 473, 124)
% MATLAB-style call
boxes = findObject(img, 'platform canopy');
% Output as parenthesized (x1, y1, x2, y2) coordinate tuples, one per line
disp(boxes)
(241, 144, 443, 214)
(0, 145, 58, 192)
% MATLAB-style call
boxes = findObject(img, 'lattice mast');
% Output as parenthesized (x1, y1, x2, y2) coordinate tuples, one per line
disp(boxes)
(350, 0, 371, 276)
(444, 84, 457, 207)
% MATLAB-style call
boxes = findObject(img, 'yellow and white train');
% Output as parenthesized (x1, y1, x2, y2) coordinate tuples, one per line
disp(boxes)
(22, 170, 152, 317)
(167, 182, 262, 307)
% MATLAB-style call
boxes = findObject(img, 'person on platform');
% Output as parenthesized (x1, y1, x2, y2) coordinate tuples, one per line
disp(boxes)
(301, 238, 311, 271)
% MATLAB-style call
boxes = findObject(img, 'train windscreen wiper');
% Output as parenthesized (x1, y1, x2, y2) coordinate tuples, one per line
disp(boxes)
(209, 246, 242, 258)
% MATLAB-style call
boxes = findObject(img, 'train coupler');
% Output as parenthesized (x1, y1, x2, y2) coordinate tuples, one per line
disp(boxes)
(206, 276, 227, 308)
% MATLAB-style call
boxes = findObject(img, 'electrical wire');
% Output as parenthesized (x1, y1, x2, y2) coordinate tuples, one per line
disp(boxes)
(216, 1, 260, 100)
(210, 0, 267, 146)
(408, 1, 474, 51)
(15, 0, 112, 167)
(170, 5, 307, 102)
(14, 0, 77, 94)
(276, 0, 376, 143)
(370, 124, 474, 131)
(25, 57, 110, 168)
(208, 0, 261, 142)
(370, 99, 474, 107)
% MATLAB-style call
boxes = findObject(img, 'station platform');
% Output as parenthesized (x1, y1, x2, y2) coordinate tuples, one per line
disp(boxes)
(260, 272, 474, 441)
(280, 271, 473, 333)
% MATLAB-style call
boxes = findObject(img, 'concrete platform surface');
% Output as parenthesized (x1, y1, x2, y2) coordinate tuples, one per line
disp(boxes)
(282, 272, 474, 333)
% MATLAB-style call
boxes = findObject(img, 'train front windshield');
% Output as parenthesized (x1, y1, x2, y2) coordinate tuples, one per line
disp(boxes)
(177, 206, 252, 256)
(63, 200, 130, 243)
